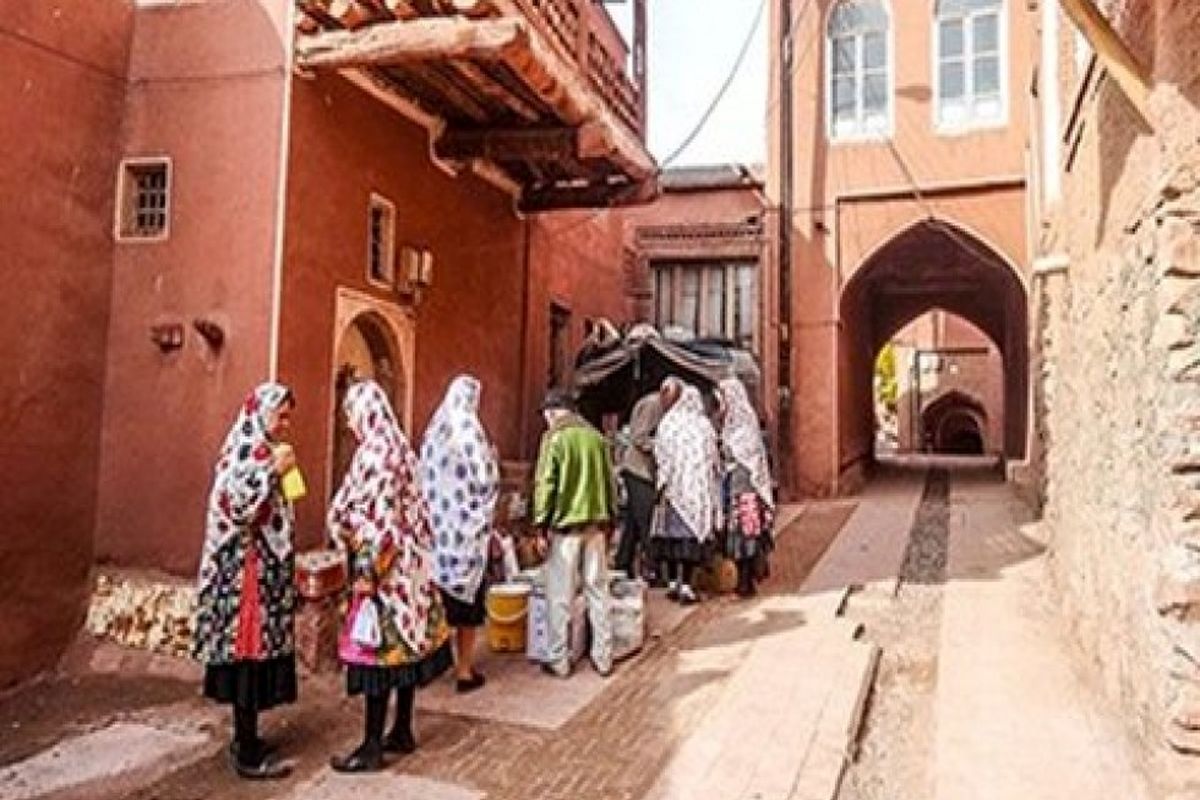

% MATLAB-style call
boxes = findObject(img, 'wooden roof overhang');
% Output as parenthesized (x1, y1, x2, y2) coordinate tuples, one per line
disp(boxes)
(295, 2, 659, 212)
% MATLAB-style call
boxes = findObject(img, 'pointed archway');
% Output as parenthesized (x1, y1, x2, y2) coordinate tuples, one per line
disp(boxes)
(838, 218, 1028, 478)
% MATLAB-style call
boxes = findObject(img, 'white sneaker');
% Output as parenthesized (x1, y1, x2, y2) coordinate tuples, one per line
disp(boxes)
(541, 660, 571, 678)
(678, 584, 699, 605)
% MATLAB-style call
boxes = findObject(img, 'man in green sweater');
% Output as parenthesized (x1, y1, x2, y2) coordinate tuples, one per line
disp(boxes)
(533, 388, 615, 678)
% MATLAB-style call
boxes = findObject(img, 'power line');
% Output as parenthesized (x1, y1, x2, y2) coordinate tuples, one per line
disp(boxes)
(660, 0, 768, 168)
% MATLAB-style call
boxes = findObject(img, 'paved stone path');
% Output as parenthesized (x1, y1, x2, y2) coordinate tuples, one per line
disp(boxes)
(1, 498, 859, 800)
(934, 471, 1151, 800)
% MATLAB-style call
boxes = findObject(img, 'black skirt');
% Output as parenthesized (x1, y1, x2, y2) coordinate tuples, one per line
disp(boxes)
(648, 536, 712, 565)
(203, 655, 298, 711)
(346, 640, 454, 697)
(440, 581, 487, 628)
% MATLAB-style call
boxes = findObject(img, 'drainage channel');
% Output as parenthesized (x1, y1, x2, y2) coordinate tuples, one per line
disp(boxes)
(837, 468, 950, 800)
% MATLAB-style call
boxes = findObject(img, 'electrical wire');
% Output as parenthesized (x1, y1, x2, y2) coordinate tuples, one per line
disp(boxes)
(659, 0, 768, 168)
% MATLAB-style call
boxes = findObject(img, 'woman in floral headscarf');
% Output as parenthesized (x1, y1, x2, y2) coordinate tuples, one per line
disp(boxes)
(718, 378, 775, 598)
(328, 380, 453, 773)
(195, 383, 298, 781)
(650, 383, 722, 605)
(420, 375, 499, 694)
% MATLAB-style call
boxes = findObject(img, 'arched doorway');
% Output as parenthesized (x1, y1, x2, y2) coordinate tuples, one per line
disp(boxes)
(921, 390, 989, 455)
(331, 310, 406, 492)
(840, 218, 1027, 478)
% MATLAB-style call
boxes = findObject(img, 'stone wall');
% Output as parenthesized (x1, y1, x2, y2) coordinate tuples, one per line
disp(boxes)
(1034, 0, 1200, 790)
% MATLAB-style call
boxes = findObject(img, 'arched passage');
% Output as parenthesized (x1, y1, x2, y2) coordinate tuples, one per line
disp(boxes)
(331, 310, 407, 491)
(839, 218, 1027, 477)
(922, 389, 988, 454)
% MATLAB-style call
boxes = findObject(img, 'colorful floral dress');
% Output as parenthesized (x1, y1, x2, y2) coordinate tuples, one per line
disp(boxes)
(194, 383, 297, 711)
(718, 378, 775, 565)
(420, 375, 499, 626)
(329, 381, 452, 695)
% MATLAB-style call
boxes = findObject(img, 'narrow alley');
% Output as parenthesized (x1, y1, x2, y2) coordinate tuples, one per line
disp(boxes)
(0, 465, 1158, 800)
(5, 0, 1200, 797)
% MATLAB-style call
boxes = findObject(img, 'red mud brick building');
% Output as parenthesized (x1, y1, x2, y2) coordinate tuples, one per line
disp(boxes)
(1, 0, 651, 688)
(767, 0, 1034, 497)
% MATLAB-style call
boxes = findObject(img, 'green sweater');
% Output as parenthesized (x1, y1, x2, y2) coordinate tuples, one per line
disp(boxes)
(533, 415, 616, 530)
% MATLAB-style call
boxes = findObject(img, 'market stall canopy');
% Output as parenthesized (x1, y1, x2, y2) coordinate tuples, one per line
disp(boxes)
(573, 331, 736, 423)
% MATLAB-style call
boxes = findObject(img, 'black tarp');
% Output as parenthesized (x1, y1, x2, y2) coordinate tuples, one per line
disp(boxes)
(572, 335, 736, 425)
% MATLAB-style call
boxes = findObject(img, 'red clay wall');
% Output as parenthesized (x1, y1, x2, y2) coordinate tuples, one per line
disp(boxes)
(0, 1, 133, 687)
(93, 0, 291, 576)
(521, 209, 633, 455)
(281, 72, 535, 546)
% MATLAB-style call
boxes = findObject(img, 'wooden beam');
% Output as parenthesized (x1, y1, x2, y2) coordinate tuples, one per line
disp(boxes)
(328, 0, 385, 29)
(296, 14, 657, 180)
(448, 60, 542, 122)
(402, 62, 493, 121)
(298, 0, 343, 29)
(520, 176, 658, 213)
(296, 17, 528, 68)
(431, 0, 497, 14)
(435, 127, 577, 161)
(382, 0, 420, 19)
(1058, 0, 1151, 121)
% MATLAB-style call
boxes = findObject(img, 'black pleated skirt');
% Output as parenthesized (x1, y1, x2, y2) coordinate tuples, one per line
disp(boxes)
(346, 641, 454, 697)
(203, 655, 298, 711)
(648, 536, 712, 565)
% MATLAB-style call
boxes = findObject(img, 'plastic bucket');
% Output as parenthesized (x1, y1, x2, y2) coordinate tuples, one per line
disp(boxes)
(486, 583, 531, 653)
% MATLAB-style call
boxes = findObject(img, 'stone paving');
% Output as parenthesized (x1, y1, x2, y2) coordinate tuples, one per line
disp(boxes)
(934, 471, 1152, 800)
(840, 464, 1155, 800)
(0, 499, 857, 800)
(9, 465, 1151, 800)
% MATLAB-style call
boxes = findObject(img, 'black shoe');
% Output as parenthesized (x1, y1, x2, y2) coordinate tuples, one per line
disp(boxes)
(735, 583, 757, 599)
(330, 743, 384, 773)
(229, 737, 276, 762)
(455, 672, 486, 694)
(383, 730, 417, 755)
(230, 750, 291, 781)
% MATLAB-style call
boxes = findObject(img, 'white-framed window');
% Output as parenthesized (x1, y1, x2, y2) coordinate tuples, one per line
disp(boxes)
(826, 0, 892, 141)
(934, 0, 1006, 131)
(367, 194, 396, 288)
(115, 156, 171, 242)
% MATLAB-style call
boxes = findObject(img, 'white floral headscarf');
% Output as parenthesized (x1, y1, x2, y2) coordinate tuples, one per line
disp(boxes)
(329, 381, 437, 654)
(420, 375, 499, 604)
(654, 385, 722, 542)
(719, 378, 773, 508)
(201, 382, 294, 582)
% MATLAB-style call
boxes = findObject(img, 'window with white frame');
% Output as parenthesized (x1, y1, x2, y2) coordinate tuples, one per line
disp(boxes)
(367, 194, 396, 287)
(935, 0, 1004, 129)
(827, 0, 891, 140)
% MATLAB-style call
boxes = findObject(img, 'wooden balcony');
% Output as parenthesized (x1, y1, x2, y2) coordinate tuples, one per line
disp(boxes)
(295, 0, 657, 212)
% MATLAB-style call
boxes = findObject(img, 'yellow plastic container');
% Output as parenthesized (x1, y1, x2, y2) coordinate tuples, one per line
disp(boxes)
(281, 466, 308, 502)
(486, 583, 531, 653)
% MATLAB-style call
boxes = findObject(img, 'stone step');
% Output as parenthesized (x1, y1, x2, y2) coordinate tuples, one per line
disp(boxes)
(643, 600, 879, 800)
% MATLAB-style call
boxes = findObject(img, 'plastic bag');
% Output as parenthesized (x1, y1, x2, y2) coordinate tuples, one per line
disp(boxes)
(350, 597, 381, 648)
